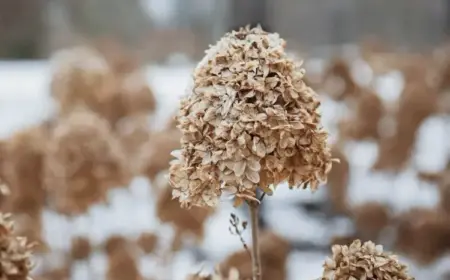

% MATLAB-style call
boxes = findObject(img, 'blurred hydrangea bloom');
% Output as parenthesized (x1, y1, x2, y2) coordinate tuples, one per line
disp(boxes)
(44, 109, 130, 215)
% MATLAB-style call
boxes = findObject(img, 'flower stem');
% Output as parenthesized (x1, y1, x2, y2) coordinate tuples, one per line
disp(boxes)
(249, 201, 262, 280)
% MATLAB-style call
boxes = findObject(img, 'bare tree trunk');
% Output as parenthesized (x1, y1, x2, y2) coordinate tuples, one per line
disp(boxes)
(228, 0, 271, 32)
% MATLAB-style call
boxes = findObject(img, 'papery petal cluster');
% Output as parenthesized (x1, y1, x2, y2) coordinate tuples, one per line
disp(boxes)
(0, 213, 33, 280)
(322, 240, 414, 280)
(169, 26, 333, 207)
(44, 110, 130, 215)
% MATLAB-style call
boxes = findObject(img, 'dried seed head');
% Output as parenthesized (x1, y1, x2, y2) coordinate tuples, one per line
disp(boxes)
(0, 213, 34, 280)
(169, 26, 333, 208)
(44, 109, 131, 215)
(322, 239, 414, 280)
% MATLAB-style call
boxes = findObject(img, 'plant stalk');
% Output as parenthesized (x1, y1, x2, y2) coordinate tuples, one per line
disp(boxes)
(249, 202, 262, 280)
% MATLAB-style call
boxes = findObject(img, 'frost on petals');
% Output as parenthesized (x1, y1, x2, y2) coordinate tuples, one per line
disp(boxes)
(169, 26, 334, 208)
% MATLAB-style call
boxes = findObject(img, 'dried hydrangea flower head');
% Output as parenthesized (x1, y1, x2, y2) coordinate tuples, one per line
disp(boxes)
(51, 46, 156, 126)
(0, 126, 47, 214)
(0, 213, 34, 280)
(44, 109, 131, 215)
(117, 70, 156, 117)
(394, 208, 450, 265)
(50, 46, 117, 116)
(169, 26, 334, 208)
(323, 239, 414, 280)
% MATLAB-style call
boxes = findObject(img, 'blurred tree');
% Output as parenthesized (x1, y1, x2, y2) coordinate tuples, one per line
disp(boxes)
(0, 0, 46, 59)
(228, 0, 271, 32)
(65, 0, 152, 47)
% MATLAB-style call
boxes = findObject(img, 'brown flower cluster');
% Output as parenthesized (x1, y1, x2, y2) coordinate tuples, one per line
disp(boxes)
(0, 213, 33, 280)
(394, 208, 450, 265)
(44, 109, 131, 215)
(169, 26, 333, 208)
(0, 126, 49, 251)
(0, 126, 47, 214)
(323, 239, 414, 280)
(51, 46, 156, 127)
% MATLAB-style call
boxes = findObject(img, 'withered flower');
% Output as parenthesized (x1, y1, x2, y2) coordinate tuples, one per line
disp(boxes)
(0, 126, 47, 214)
(0, 213, 34, 280)
(50, 46, 117, 118)
(322, 239, 414, 280)
(169, 26, 334, 208)
(44, 109, 131, 215)
(394, 208, 450, 265)
(51, 46, 156, 126)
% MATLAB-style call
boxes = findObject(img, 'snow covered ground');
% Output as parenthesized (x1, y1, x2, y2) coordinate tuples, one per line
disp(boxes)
(1, 60, 450, 280)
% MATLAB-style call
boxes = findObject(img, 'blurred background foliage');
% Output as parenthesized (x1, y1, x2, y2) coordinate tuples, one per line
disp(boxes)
(0, 0, 448, 60)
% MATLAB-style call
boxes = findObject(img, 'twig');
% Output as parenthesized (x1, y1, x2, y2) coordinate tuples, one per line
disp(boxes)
(259, 192, 266, 203)
(249, 201, 261, 280)
(228, 213, 251, 258)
